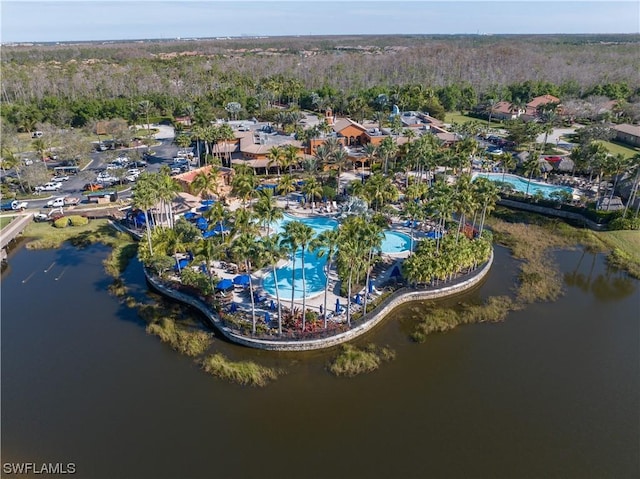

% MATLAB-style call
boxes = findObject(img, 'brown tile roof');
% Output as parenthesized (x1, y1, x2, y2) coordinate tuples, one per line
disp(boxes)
(526, 95, 560, 108)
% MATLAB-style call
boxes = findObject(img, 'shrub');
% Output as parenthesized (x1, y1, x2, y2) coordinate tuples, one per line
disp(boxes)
(68, 215, 89, 226)
(328, 343, 395, 377)
(200, 354, 280, 387)
(609, 216, 640, 231)
(53, 217, 69, 228)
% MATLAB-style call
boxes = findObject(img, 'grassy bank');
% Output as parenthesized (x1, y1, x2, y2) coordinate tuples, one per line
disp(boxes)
(0, 217, 13, 229)
(147, 317, 213, 357)
(200, 354, 281, 387)
(328, 343, 395, 377)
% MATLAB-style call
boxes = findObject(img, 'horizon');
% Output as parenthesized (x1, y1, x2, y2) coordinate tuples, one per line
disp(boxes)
(1, 1, 639, 44)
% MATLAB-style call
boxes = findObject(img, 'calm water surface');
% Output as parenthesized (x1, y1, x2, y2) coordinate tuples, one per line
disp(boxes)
(1, 241, 638, 479)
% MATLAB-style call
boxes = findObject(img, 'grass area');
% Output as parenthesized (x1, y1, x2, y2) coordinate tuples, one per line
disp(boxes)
(412, 296, 515, 343)
(147, 317, 213, 357)
(595, 230, 640, 278)
(444, 112, 482, 125)
(328, 343, 395, 377)
(596, 140, 640, 158)
(0, 216, 13, 229)
(24, 218, 112, 249)
(200, 354, 281, 387)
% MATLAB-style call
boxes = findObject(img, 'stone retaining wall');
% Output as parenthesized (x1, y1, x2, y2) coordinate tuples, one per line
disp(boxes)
(497, 199, 607, 230)
(144, 250, 494, 352)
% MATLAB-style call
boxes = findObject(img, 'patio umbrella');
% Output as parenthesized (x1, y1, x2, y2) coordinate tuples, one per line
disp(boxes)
(212, 223, 229, 234)
(390, 265, 401, 278)
(175, 258, 190, 271)
(233, 274, 251, 287)
(264, 311, 271, 324)
(202, 230, 216, 239)
(229, 302, 237, 313)
(183, 211, 198, 220)
(269, 300, 276, 311)
(216, 278, 234, 291)
(335, 298, 341, 313)
(368, 280, 374, 294)
(201, 199, 215, 206)
(196, 217, 208, 229)
(355, 293, 362, 305)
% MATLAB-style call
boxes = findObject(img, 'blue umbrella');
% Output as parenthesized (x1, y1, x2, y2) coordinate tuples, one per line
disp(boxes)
(184, 211, 198, 220)
(198, 205, 211, 212)
(216, 278, 233, 291)
(201, 199, 215, 206)
(264, 311, 271, 324)
(212, 223, 229, 234)
(202, 230, 216, 239)
(335, 298, 341, 313)
(355, 293, 362, 305)
(233, 274, 251, 287)
(200, 262, 208, 274)
(368, 280, 374, 294)
(229, 302, 237, 313)
(269, 300, 276, 311)
(390, 265, 401, 278)
(175, 258, 190, 271)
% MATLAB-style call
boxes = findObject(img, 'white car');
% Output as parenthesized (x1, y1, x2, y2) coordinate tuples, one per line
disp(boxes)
(47, 197, 66, 208)
(35, 182, 63, 192)
(51, 175, 70, 182)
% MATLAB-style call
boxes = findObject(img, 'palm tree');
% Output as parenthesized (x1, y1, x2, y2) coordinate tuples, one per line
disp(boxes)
(190, 168, 220, 199)
(260, 234, 288, 335)
(203, 202, 230, 242)
(302, 176, 323, 206)
(282, 144, 300, 175)
(453, 174, 477, 243)
(277, 174, 296, 207)
(330, 147, 350, 192)
(231, 169, 256, 206)
(499, 152, 516, 183)
(402, 200, 423, 253)
(310, 229, 340, 329)
(158, 227, 190, 273)
(253, 188, 283, 235)
(138, 100, 153, 135)
(474, 177, 500, 236)
(132, 174, 158, 255)
(266, 146, 284, 177)
(231, 232, 260, 334)
(360, 222, 384, 316)
(155, 170, 181, 228)
(522, 153, 542, 196)
(281, 221, 302, 321)
(194, 236, 225, 294)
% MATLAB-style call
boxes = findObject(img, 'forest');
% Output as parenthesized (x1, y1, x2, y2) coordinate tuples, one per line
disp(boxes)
(1, 34, 639, 131)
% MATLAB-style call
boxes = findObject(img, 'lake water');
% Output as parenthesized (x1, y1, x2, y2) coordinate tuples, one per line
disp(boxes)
(1, 240, 638, 479)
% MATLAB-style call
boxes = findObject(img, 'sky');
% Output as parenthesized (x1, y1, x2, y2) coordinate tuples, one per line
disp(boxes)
(1, 0, 639, 43)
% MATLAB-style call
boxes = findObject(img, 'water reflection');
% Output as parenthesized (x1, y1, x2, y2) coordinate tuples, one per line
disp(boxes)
(564, 251, 636, 301)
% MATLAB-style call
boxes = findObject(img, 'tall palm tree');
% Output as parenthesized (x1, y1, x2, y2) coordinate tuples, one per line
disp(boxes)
(231, 169, 256, 206)
(190, 167, 220, 199)
(302, 176, 323, 206)
(277, 174, 296, 207)
(260, 234, 288, 335)
(253, 188, 283, 235)
(522, 153, 542, 197)
(282, 144, 300, 175)
(203, 202, 230, 242)
(499, 152, 516, 183)
(194, 236, 225, 294)
(285, 222, 315, 332)
(155, 170, 181, 228)
(330, 147, 350, 192)
(474, 177, 500, 236)
(281, 221, 302, 321)
(231, 232, 260, 334)
(360, 222, 384, 316)
(310, 229, 340, 329)
(132, 174, 158, 255)
(266, 146, 284, 177)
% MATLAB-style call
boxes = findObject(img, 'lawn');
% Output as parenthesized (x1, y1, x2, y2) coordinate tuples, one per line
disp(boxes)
(444, 112, 483, 125)
(595, 230, 640, 264)
(596, 140, 640, 158)
(23, 218, 112, 249)
(0, 216, 13, 229)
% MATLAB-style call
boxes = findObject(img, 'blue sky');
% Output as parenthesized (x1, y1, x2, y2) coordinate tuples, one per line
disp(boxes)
(1, 1, 638, 43)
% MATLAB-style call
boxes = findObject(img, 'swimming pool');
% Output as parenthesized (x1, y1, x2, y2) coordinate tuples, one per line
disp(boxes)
(262, 214, 412, 299)
(473, 172, 575, 199)
(380, 231, 413, 254)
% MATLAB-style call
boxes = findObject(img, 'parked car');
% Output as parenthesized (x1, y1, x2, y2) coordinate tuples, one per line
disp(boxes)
(51, 175, 70, 182)
(1, 200, 28, 211)
(35, 182, 63, 192)
(46, 196, 80, 208)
